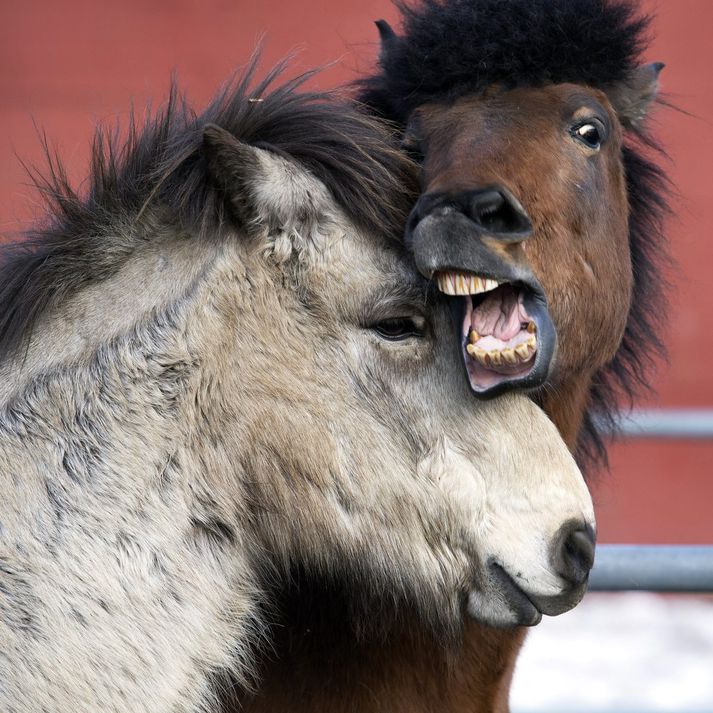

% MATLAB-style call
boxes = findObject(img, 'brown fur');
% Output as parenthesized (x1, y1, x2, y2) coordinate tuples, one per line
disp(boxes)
(237, 621, 523, 712)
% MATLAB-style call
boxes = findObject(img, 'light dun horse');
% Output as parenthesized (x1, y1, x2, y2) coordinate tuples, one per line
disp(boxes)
(0, 62, 593, 712)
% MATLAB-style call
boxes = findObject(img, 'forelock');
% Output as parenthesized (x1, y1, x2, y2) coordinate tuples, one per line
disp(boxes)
(357, 0, 650, 123)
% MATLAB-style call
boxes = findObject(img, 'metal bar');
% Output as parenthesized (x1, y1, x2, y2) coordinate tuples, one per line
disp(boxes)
(596, 409, 713, 439)
(589, 544, 713, 592)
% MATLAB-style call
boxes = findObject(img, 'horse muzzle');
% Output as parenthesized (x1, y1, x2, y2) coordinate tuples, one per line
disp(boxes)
(405, 188, 557, 398)
(469, 521, 596, 628)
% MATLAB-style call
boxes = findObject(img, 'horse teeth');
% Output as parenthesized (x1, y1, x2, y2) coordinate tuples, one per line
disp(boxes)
(436, 272, 502, 296)
(527, 321, 536, 333)
(467, 337, 536, 367)
(488, 350, 502, 367)
(466, 344, 486, 360)
(501, 348, 517, 364)
(472, 277, 500, 295)
(437, 273, 454, 295)
(515, 343, 530, 360)
(467, 345, 488, 365)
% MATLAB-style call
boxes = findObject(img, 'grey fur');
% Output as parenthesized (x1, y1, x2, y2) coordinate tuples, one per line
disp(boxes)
(0, 66, 591, 713)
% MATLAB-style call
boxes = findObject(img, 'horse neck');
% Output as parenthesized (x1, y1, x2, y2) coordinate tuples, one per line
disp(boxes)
(0, 231, 221, 404)
(234, 618, 524, 713)
(0, 235, 270, 708)
(0, 231, 260, 542)
(541, 373, 594, 450)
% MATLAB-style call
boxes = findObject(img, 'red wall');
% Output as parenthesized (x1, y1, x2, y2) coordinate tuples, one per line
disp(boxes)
(1, 0, 711, 544)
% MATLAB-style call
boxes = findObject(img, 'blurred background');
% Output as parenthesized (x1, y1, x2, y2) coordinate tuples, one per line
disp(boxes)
(1, 0, 711, 710)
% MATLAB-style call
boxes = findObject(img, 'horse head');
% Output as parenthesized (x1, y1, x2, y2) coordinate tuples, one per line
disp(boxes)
(198, 107, 595, 629)
(361, 0, 669, 455)
(402, 71, 660, 402)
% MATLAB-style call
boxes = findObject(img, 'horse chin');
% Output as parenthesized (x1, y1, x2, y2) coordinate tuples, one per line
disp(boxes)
(446, 283, 557, 399)
(467, 563, 543, 628)
(467, 557, 591, 628)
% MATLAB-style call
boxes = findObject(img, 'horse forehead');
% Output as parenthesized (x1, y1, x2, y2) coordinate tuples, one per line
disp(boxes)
(316, 230, 415, 289)
(419, 84, 616, 186)
(422, 84, 612, 140)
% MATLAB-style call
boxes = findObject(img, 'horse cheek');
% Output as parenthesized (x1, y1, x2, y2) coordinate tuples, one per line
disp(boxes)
(582, 157, 633, 362)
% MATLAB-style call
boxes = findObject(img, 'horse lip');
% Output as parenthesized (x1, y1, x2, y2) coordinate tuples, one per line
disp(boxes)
(486, 561, 588, 625)
(488, 561, 543, 627)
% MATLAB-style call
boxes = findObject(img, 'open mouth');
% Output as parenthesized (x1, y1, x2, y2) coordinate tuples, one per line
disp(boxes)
(436, 271, 555, 396)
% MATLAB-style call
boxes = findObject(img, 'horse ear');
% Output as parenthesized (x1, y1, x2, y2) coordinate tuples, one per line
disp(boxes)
(203, 123, 325, 236)
(375, 19, 398, 66)
(202, 123, 269, 225)
(607, 62, 665, 129)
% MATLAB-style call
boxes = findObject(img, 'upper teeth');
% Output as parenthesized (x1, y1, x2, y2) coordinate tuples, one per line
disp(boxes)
(436, 272, 501, 296)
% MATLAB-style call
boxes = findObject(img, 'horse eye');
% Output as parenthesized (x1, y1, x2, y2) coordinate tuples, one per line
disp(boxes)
(572, 122, 603, 150)
(372, 316, 426, 341)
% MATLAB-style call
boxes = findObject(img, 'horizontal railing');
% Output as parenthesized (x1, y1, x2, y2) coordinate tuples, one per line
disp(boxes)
(592, 408, 712, 591)
(597, 408, 713, 439)
(589, 544, 713, 592)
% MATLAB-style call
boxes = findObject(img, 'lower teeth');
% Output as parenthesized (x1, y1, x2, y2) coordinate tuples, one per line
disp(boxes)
(466, 335, 536, 367)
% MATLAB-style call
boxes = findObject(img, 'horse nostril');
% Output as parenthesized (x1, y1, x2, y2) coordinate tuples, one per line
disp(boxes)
(414, 192, 452, 222)
(409, 188, 532, 240)
(467, 187, 532, 238)
(470, 189, 505, 221)
(550, 520, 596, 587)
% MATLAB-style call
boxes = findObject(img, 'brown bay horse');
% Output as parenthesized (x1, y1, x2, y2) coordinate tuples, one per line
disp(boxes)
(241, 0, 669, 711)
(361, 0, 670, 461)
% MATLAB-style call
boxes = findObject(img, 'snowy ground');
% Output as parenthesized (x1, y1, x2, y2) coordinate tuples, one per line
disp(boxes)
(510, 593, 713, 712)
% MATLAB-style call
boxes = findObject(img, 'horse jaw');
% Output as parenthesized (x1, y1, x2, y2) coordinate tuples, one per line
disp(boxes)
(418, 397, 595, 629)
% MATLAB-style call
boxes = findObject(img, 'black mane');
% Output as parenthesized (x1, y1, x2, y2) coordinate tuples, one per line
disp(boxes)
(0, 55, 417, 364)
(357, 0, 671, 471)
(357, 0, 650, 123)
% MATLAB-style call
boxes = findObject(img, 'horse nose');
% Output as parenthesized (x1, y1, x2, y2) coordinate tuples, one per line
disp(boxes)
(465, 188, 532, 239)
(550, 520, 596, 586)
(412, 187, 532, 241)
